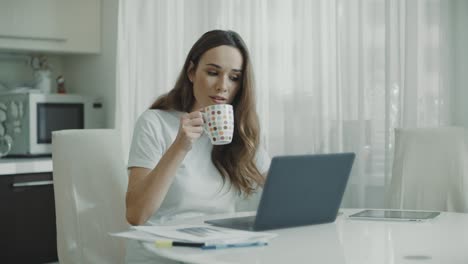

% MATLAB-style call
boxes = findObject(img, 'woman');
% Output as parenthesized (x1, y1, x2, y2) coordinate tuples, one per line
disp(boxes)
(125, 30, 270, 263)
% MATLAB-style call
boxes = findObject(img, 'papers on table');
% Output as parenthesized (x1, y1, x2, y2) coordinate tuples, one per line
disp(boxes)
(110, 229, 161, 243)
(134, 224, 276, 244)
(111, 224, 277, 246)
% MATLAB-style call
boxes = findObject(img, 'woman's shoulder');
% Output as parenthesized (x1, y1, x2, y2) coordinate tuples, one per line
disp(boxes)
(138, 109, 183, 121)
(135, 109, 183, 129)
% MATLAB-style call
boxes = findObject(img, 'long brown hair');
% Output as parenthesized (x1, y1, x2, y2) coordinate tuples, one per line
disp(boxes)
(151, 30, 264, 195)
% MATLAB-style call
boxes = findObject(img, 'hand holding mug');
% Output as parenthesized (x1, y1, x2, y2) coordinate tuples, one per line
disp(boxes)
(175, 110, 204, 151)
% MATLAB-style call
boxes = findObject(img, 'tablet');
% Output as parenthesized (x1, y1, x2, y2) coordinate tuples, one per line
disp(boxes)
(348, 209, 440, 221)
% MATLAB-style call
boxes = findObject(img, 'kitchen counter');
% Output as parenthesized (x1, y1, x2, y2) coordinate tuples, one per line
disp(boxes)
(0, 157, 53, 175)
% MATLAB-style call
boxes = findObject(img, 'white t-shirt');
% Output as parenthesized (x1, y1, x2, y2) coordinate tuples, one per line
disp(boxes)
(127, 109, 271, 224)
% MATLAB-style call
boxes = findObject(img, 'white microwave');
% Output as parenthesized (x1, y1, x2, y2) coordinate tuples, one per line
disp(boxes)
(0, 92, 104, 156)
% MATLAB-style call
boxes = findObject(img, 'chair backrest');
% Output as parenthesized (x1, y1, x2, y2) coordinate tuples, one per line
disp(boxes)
(386, 127, 468, 212)
(52, 129, 129, 264)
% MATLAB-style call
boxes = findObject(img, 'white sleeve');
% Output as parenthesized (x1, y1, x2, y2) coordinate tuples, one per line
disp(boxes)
(255, 141, 271, 174)
(127, 111, 165, 170)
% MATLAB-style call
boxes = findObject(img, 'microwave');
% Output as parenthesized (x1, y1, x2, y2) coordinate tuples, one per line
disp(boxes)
(0, 92, 104, 156)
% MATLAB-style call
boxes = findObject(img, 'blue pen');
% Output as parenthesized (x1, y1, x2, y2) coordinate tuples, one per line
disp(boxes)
(202, 241, 268, 250)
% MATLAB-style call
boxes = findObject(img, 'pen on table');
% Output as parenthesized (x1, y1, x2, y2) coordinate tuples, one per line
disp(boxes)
(202, 241, 268, 250)
(154, 240, 268, 250)
(154, 240, 205, 248)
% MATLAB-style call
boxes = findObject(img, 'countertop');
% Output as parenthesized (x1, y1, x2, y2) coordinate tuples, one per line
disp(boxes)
(0, 157, 53, 175)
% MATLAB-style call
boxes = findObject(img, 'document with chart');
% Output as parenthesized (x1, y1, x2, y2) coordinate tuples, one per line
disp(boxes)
(132, 224, 277, 244)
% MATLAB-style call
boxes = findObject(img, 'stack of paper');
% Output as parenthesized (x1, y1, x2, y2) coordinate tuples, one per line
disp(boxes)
(111, 224, 277, 248)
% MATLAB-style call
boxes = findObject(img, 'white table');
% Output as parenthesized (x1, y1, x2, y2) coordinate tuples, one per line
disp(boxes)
(142, 209, 468, 264)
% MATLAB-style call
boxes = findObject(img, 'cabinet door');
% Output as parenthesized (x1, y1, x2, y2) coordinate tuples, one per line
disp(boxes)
(0, 0, 67, 41)
(0, 0, 100, 54)
(0, 173, 58, 263)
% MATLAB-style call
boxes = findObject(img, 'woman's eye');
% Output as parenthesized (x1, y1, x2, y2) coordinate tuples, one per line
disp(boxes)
(230, 76, 240, 81)
(207, 71, 218, 76)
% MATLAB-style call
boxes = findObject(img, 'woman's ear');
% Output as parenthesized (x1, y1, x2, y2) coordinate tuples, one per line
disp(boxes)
(187, 61, 195, 83)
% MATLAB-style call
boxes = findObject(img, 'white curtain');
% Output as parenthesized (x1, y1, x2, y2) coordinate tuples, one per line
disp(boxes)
(116, 0, 454, 208)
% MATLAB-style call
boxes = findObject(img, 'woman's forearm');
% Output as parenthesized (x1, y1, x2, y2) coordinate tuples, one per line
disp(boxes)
(126, 140, 189, 225)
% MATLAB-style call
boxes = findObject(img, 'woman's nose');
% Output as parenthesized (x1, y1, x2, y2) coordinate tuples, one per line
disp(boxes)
(215, 76, 229, 92)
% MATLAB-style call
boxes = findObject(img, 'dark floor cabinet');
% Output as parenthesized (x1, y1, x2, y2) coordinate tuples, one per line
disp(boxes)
(0, 172, 58, 264)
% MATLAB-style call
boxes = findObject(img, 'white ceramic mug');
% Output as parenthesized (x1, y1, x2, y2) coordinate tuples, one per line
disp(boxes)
(202, 104, 234, 145)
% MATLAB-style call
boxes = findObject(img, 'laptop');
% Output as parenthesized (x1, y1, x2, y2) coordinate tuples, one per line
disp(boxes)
(205, 152, 355, 231)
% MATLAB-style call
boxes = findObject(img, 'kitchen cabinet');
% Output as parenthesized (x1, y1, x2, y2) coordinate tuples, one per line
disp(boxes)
(0, 0, 101, 54)
(0, 172, 57, 263)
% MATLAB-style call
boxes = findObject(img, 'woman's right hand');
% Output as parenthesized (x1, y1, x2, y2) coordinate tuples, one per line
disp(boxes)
(174, 110, 204, 151)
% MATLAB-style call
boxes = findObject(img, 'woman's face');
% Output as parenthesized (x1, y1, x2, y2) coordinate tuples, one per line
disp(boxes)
(188, 45, 243, 111)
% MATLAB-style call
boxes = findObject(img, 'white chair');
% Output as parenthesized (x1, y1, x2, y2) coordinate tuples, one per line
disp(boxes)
(386, 127, 468, 212)
(52, 129, 129, 264)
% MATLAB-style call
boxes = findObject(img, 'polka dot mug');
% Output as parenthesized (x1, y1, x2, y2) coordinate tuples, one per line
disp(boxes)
(202, 104, 234, 145)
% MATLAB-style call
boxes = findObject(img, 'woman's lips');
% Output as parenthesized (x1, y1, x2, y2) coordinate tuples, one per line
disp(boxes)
(210, 96, 227, 104)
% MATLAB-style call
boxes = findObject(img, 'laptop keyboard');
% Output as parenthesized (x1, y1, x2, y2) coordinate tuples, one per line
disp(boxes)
(206, 215, 257, 231)
(232, 216, 256, 224)
(228, 216, 256, 230)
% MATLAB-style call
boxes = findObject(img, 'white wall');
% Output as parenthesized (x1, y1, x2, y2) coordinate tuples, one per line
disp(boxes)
(63, 0, 118, 128)
(453, 0, 468, 127)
